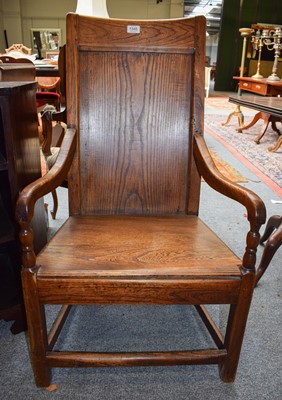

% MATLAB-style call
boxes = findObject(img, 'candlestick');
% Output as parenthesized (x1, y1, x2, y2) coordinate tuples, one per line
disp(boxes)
(221, 27, 253, 128)
(262, 27, 282, 81)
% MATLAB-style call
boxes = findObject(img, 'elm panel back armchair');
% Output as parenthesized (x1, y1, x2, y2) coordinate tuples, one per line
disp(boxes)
(16, 14, 266, 387)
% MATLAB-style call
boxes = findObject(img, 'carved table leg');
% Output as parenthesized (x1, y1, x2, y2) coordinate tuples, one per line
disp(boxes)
(236, 111, 265, 134)
(255, 116, 281, 144)
(269, 133, 282, 152)
(221, 105, 244, 127)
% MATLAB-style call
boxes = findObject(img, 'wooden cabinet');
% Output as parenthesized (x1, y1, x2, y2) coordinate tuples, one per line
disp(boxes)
(0, 64, 35, 81)
(0, 82, 47, 333)
(233, 76, 282, 96)
(239, 80, 268, 95)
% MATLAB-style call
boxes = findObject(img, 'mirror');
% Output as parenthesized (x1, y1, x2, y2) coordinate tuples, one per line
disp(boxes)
(31, 29, 61, 57)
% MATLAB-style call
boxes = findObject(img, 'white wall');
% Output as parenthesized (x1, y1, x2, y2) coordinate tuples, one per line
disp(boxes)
(1, 0, 23, 50)
(0, 0, 184, 54)
(0, 1, 5, 51)
(1, 0, 76, 53)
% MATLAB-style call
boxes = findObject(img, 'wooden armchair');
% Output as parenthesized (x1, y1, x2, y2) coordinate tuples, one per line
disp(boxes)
(16, 14, 266, 387)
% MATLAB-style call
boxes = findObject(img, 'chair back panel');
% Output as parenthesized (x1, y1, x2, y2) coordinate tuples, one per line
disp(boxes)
(66, 14, 205, 216)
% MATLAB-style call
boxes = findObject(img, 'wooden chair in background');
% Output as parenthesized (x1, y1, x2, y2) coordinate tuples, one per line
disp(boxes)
(5, 43, 32, 55)
(255, 215, 282, 285)
(0, 55, 32, 63)
(3, 43, 61, 110)
(40, 45, 67, 219)
(0, 55, 61, 110)
(16, 14, 266, 387)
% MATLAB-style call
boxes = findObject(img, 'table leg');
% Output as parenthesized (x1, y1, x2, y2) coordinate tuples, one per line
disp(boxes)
(236, 111, 264, 133)
(269, 134, 282, 152)
(236, 112, 281, 145)
(255, 116, 281, 145)
(221, 105, 244, 127)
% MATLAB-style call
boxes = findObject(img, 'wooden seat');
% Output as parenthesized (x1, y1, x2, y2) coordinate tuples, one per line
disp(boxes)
(16, 14, 266, 387)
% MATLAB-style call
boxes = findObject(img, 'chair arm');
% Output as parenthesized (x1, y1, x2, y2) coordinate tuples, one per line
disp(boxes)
(194, 132, 266, 271)
(16, 127, 76, 227)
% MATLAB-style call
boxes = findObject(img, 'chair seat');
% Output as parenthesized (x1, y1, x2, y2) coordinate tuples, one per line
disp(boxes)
(36, 215, 241, 304)
(36, 92, 60, 110)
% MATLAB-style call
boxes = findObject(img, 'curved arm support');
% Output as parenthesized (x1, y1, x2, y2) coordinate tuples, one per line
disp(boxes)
(41, 108, 66, 156)
(194, 133, 266, 272)
(15, 128, 76, 269)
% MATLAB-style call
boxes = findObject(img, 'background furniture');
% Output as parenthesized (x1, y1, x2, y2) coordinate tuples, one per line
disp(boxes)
(248, 60, 282, 80)
(0, 55, 32, 64)
(255, 215, 282, 285)
(229, 95, 282, 151)
(0, 63, 35, 81)
(233, 76, 282, 96)
(0, 56, 61, 111)
(40, 44, 67, 219)
(3, 43, 61, 110)
(5, 43, 32, 55)
(16, 14, 265, 387)
(0, 82, 47, 333)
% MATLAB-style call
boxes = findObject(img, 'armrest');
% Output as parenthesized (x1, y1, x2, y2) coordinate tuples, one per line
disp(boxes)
(194, 132, 266, 271)
(16, 127, 76, 227)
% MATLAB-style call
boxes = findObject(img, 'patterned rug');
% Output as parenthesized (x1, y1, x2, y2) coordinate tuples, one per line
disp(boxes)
(205, 95, 258, 116)
(204, 113, 282, 194)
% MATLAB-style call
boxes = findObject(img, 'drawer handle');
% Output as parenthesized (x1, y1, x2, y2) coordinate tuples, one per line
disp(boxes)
(243, 83, 249, 87)
(255, 85, 261, 89)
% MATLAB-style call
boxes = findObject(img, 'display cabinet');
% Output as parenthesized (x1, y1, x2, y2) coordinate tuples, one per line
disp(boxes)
(0, 81, 47, 333)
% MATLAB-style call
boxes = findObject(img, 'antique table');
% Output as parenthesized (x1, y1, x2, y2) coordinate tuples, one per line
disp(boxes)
(229, 95, 282, 152)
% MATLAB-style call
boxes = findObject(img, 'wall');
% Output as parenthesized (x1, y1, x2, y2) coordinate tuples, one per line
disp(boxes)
(1, 0, 23, 49)
(0, 0, 76, 53)
(0, 1, 5, 50)
(215, 0, 282, 91)
(0, 0, 183, 54)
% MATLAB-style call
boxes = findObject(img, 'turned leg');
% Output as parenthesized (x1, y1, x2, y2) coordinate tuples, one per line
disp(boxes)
(22, 270, 52, 387)
(219, 273, 255, 382)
